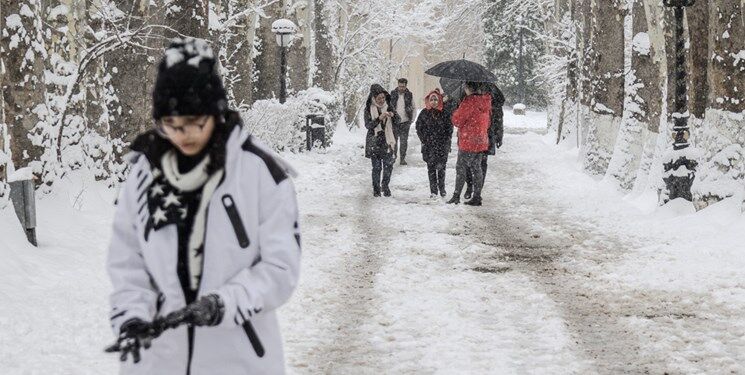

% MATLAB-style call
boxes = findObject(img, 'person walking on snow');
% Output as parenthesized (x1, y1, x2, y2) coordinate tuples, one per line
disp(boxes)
(390, 78, 415, 165)
(416, 89, 453, 198)
(464, 82, 504, 199)
(364, 84, 399, 197)
(447, 81, 492, 206)
(105, 38, 301, 374)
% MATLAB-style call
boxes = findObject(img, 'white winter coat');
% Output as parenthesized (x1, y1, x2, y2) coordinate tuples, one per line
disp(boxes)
(107, 124, 301, 375)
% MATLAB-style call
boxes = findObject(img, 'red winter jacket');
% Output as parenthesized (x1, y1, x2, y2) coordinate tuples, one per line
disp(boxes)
(452, 93, 492, 152)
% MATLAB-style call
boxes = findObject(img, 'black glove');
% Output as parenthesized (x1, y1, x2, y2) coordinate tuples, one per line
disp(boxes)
(104, 318, 157, 364)
(162, 294, 225, 329)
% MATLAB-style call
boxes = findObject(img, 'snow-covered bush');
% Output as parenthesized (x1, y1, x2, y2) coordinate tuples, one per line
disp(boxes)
(241, 88, 341, 153)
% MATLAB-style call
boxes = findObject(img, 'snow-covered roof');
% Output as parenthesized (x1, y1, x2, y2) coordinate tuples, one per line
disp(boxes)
(271, 19, 297, 34)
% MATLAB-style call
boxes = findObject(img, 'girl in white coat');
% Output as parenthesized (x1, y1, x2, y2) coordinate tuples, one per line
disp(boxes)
(106, 38, 301, 375)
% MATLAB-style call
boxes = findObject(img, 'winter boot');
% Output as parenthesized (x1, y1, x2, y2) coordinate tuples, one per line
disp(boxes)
(382, 186, 392, 197)
(446, 195, 460, 204)
(400, 159, 408, 166)
(464, 196, 482, 206)
(464, 186, 473, 200)
(373, 185, 381, 197)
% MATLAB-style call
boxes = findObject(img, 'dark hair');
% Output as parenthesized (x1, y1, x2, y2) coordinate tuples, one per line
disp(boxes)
(366, 84, 389, 110)
(397, 78, 408, 85)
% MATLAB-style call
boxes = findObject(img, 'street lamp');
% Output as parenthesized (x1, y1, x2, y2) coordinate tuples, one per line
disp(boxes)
(271, 19, 297, 104)
(661, 0, 697, 203)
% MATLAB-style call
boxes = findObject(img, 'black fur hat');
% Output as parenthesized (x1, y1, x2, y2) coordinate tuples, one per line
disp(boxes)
(152, 38, 228, 120)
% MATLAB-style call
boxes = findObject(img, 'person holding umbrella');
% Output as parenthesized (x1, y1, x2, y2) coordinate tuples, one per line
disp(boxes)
(464, 82, 505, 199)
(448, 81, 492, 206)
(364, 84, 399, 197)
(424, 59, 499, 206)
(416, 89, 453, 198)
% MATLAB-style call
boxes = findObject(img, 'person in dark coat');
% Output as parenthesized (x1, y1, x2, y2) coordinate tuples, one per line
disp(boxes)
(447, 81, 492, 206)
(390, 78, 415, 165)
(464, 82, 504, 199)
(416, 89, 453, 197)
(364, 84, 399, 197)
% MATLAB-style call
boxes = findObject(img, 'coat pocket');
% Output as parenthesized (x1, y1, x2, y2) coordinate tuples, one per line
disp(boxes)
(242, 320, 266, 358)
(221, 194, 250, 248)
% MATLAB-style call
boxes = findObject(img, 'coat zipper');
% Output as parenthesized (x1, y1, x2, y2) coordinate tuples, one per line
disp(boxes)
(221, 194, 250, 248)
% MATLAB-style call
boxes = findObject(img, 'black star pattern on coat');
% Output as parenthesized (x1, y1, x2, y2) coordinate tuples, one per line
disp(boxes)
(144, 171, 201, 241)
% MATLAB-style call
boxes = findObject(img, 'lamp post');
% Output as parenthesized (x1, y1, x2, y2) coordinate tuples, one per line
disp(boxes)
(661, 0, 697, 203)
(271, 19, 297, 104)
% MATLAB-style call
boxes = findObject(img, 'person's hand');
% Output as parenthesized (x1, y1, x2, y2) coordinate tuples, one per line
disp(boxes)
(496, 139, 503, 149)
(163, 294, 225, 328)
(104, 318, 157, 364)
(378, 112, 388, 120)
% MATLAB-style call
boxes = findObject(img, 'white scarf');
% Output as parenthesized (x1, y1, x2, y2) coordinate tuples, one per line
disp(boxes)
(161, 150, 225, 290)
(370, 103, 397, 152)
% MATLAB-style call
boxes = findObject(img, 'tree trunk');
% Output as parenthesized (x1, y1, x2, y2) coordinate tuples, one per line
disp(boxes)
(0, 0, 6, 189)
(1, 0, 46, 170)
(693, 0, 745, 208)
(583, 0, 625, 175)
(607, 0, 663, 190)
(687, 0, 709, 120)
(225, 0, 257, 108)
(286, 2, 309, 93)
(313, 0, 335, 91)
(253, 2, 283, 101)
(557, 0, 579, 146)
(164, 0, 209, 39)
(577, 0, 594, 153)
(706, 0, 743, 115)
(105, 1, 153, 144)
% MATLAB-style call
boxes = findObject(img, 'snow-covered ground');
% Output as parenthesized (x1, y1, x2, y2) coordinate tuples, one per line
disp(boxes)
(1, 113, 744, 374)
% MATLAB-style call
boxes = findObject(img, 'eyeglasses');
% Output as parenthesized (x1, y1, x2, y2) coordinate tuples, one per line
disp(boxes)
(155, 116, 210, 137)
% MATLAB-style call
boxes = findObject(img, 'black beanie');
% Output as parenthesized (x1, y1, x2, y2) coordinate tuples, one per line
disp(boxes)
(152, 38, 228, 120)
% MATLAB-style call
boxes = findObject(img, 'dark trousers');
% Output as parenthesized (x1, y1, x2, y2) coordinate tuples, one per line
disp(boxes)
(371, 153, 394, 193)
(454, 151, 483, 199)
(394, 121, 412, 161)
(426, 162, 446, 196)
(465, 155, 489, 192)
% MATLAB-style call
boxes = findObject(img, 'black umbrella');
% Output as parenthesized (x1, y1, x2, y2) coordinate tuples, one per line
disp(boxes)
(439, 77, 464, 99)
(425, 59, 498, 83)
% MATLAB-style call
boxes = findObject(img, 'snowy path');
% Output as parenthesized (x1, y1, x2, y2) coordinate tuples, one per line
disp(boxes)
(2, 116, 744, 374)
(280, 123, 745, 374)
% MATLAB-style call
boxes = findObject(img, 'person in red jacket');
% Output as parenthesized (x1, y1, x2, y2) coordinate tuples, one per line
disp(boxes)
(447, 81, 492, 206)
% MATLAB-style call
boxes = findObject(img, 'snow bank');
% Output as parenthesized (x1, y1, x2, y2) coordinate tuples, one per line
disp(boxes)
(503, 106, 548, 130)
